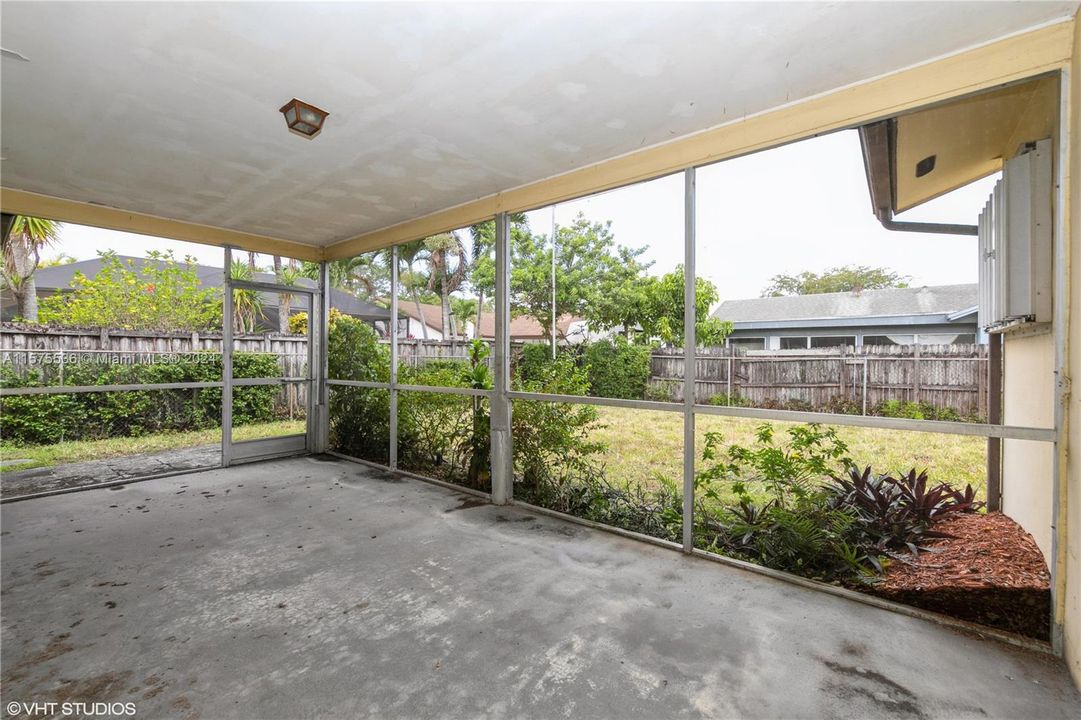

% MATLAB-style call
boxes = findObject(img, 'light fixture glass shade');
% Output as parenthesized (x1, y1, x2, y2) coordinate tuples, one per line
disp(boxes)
(279, 98, 328, 139)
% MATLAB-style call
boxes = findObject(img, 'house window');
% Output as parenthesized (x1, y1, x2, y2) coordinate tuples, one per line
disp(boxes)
(862, 334, 914, 346)
(779, 336, 809, 350)
(728, 337, 765, 351)
(916, 333, 976, 345)
(810, 336, 856, 348)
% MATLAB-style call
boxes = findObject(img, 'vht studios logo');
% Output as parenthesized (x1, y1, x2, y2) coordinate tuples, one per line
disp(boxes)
(7, 701, 136, 717)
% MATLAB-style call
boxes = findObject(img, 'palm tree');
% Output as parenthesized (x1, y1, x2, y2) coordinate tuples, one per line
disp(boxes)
(397, 239, 430, 340)
(229, 260, 262, 333)
(2, 215, 61, 322)
(271, 256, 303, 334)
(425, 232, 468, 339)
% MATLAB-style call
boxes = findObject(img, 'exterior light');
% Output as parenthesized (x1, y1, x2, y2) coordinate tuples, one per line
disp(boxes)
(279, 98, 328, 139)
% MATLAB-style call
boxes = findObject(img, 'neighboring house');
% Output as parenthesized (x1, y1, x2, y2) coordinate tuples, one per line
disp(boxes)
(476, 313, 592, 344)
(396, 302, 475, 341)
(712, 284, 980, 350)
(2, 256, 391, 332)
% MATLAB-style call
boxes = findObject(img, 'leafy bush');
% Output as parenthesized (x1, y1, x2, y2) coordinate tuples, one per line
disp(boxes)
(873, 399, 978, 423)
(38, 250, 221, 331)
(326, 314, 392, 461)
(0, 351, 280, 446)
(644, 380, 679, 403)
(583, 337, 651, 399)
(707, 392, 753, 407)
(691, 423, 983, 582)
(514, 343, 560, 386)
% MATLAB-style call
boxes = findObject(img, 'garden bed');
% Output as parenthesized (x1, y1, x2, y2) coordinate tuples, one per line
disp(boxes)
(868, 512, 1050, 640)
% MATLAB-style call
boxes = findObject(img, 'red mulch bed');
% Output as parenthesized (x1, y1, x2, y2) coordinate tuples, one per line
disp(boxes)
(866, 512, 1051, 640)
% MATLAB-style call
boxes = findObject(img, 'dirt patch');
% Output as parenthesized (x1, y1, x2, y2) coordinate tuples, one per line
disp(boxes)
(444, 496, 488, 513)
(868, 512, 1050, 639)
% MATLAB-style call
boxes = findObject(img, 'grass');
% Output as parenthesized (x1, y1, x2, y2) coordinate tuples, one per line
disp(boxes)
(0, 419, 306, 472)
(588, 406, 987, 502)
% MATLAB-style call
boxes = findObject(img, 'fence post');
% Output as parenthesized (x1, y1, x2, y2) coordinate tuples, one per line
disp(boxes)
(862, 358, 869, 416)
(913, 344, 922, 405)
(726, 354, 732, 405)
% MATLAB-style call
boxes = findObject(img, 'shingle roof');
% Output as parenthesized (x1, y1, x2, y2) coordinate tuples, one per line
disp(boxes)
(712, 284, 977, 324)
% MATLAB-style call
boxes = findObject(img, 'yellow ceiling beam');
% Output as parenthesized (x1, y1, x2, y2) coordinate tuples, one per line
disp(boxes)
(326, 18, 1075, 260)
(0, 187, 324, 262)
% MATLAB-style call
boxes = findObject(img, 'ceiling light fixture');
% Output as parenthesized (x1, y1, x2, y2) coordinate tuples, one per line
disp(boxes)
(279, 98, 328, 139)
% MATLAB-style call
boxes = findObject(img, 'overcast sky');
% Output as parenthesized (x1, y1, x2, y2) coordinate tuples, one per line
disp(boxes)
(52, 128, 995, 304)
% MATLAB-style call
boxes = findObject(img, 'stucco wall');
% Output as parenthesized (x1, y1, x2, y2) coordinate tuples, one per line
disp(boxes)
(1064, 8, 1081, 689)
(1002, 332, 1056, 561)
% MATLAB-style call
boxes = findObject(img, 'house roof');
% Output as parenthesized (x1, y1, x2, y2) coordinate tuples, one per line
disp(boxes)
(476, 313, 582, 340)
(32, 256, 390, 321)
(398, 302, 444, 331)
(712, 284, 978, 329)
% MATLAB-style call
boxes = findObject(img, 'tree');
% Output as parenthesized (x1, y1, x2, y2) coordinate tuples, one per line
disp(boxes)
(397, 239, 432, 340)
(2, 215, 61, 322)
(762, 265, 910, 296)
(300, 254, 390, 300)
(228, 260, 262, 333)
(635, 267, 733, 347)
(511, 213, 649, 343)
(38, 251, 221, 331)
(468, 213, 528, 339)
(425, 232, 468, 339)
(271, 257, 302, 334)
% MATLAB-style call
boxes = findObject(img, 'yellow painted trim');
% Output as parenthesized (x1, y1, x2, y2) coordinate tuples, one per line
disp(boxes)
(326, 19, 1075, 259)
(0, 188, 324, 262)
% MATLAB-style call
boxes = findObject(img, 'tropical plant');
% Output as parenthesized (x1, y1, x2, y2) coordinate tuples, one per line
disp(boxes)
(425, 232, 469, 339)
(229, 260, 263, 333)
(2, 215, 61, 322)
(396, 239, 432, 340)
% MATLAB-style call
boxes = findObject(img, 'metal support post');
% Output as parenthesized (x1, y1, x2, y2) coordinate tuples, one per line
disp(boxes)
(682, 168, 696, 552)
(221, 246, 234, 467)
(491, 212, 513, 505)
(390, 245, 399, 470)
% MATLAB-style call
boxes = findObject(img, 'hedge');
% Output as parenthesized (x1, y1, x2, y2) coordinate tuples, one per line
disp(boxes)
(0, 352, 281, 445)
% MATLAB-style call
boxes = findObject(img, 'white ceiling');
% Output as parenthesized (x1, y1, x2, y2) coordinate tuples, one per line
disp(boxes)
(1, 1, 1077, 249)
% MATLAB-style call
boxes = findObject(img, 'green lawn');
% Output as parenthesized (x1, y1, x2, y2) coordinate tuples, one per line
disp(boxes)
(588, 406, 987, 500)
(0, 420, 306, 472)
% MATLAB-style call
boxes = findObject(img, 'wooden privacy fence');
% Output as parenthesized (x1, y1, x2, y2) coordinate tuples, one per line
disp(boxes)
(649, 344, 990, 417)
(1, 326, 309, 415)
(2, 327, 990, 418)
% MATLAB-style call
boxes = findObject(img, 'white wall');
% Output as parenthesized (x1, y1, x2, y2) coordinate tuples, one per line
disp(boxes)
(1001, 332, 1055, 562)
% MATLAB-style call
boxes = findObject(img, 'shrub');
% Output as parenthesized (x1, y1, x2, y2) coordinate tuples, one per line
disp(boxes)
(583, 337, 651, 399)
(644, 380, 679, 403)
(873, 399, 978, 423)
(514, 343, 560, 385)
(691, 423, 984, 582)
(707, 392, 752, 407)
(327, 315, 391, 460)
(0, 351, 280, 446)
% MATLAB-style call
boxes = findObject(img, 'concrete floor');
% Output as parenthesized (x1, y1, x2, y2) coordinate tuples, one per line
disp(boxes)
(1, 458, 1078, 719)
